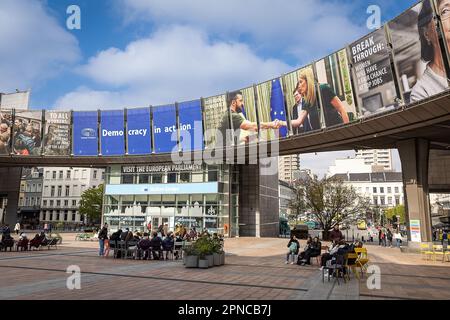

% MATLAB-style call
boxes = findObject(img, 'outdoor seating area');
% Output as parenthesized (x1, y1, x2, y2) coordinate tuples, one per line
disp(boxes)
(420, 243, 450, 262)
(108, 239, 187, 260)
(0, 232, 59, 252)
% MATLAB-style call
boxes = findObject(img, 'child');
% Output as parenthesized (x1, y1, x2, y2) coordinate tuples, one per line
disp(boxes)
(286, 235, 300, 265)
(103, 239, 110, 258)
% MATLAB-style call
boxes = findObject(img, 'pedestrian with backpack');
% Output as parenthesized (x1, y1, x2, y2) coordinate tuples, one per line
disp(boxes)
(286, 235, 300, 265)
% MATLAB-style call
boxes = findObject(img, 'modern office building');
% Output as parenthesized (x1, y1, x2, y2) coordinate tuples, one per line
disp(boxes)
(40, 167, 105, 227)
(102, 162, 279, 238)
(355, 149, 393, 171)
(17, 167, 43, 229)
(279, 180, 296, 220)
(278, 155, 300, 183)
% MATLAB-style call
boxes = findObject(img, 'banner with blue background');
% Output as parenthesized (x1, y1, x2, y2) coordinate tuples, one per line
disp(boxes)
(152, 104, 177, 153)
(101, 110, 125, 156)
(127, 108, 152, 155)
(178, 100, 204, 152)
(73, 111, 98, 156)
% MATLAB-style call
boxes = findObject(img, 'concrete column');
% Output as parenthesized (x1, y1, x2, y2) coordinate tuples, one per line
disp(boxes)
(397, 139, 432, 242)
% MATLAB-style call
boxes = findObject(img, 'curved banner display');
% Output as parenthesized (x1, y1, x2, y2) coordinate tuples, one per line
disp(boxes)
(127, 108, 151, 155)
(388, 0, 448, 105)
(204, 94, 228, 149)
(178, 100, 203, 152)
(0, 110, 12, 155)
(13, 110, 43, 156)
(315, 49, 357, 127)
(349, 28, 398, 116)
(236, 86, 258, 145)
(43, 111, 71, 156)
(436, 0, 450, 66)
(73, 111, 98, 156)
(101, 110, 125, 156)
(283, 65, 322, 135)
(152, 104, 177, 154)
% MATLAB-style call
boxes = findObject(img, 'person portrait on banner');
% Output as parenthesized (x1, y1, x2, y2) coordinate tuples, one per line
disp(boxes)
(410, 0, 449, 102)
(279, 68, 349, 133)
(0, 113, 12, 155)
(437, 0, 450, 51)
(216, 91, 281, 147)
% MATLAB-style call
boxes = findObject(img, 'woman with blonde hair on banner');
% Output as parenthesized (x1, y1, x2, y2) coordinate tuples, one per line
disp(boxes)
(280, 68, 349, 133)
(410, 0, 449, 102)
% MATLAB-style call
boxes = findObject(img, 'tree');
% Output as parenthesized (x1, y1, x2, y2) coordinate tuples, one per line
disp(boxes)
(79, 184, 104, 225)
(385, 205, 406, 225)
(289, 176, 370, 240)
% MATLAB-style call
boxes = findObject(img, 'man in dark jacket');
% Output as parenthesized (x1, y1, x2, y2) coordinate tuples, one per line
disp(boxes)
(329, 225, 344, 243)
(98, 223, 108, 256)
(138, 233, 152, 260)
(150, 231, 163, 260)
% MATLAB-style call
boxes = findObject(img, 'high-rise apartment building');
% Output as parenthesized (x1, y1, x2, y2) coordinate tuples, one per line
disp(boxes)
(355, 149, 393, 171)
(278, 155, 300, 183)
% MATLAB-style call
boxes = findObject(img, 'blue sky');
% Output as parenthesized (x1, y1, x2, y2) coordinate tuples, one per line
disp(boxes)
(0, 0, 413, 173)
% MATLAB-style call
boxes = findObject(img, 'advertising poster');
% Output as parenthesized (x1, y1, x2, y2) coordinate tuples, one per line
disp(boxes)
(72, 111, 98, 156)
(100, 110, 125, 156)
(315, 49, 358, 127)
(127, 108, 151, 155)
(255, 78, 288, 141)
(436, 0, 450, 67)
(43, 111, 71, 156)
(152, 104, 177, 154)
(349, 28, 398, 116)
(283, 65, 322, 135)
(13, 110, 43, 156)
(178, 100, 204, 152)
(203, 94, 228, 149)
(410, 219, 422, 242)
(0, 110, 13, 155)
(389, 0, 448, 105)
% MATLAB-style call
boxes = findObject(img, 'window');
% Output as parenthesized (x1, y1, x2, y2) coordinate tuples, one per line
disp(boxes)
(152, 174, 162, 184)
(72, 213, 76, 221)
(45, 171, 50, 179)
(49, 213, 53, 221)
(43, 200, 47, 207)
(72, 200, 77, 206)
(395, 187, 399, 193)
(373, 196, 378, 205)
(37, 197, 40, 205)
(74, 170, 79, 179)
(66, 170, 71, 179)
(122, 175, 134, 184)
(32, 184, 36, 192)
(395, 197, 400, 206)
(56, 200, 61, 207)
(26, 184, 31, 192)
(19, 197, 24, 206)
(380, 187, 384, 194)
(65, 186, 70, 196)
(59, 171, 63, 179)
(373, 187, 377, 194)
(52, 171, 56, 179)
(101, 172, 105, 180)
(366, 187, 370, 193)
(37, 184, 42, 192)
(31, 197, 35, 206)
(82, 169, 87, 179)
(380, 197, 385, 205)
(64, 200, 69, 207)
(56, 212, 60, 220)
(44, 186, 49, 196)
(50, 200, 54, 206)
(94, 170, 98, 179)
(167, 173, 177, 183)
(57, 186, 62, 197)
(51, 186, 55, 197)
(388, 197, 392, 205)
(180, 172, 191, 183)
(139, 174, 150, 184)
(387, 187, 392, 194)
(64, 213, 68, 221)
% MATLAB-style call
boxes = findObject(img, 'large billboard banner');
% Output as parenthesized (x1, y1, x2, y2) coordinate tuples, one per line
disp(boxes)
(43, 111, 71, 156)
(389, 0, 448, 105)
(349, 28, 398, 116)
(152, 104, 177, 154)
(204, 94, 227, 149)
(101, 110, 125, 156)
(13, 110, 42, 156)
(435, 0, 450, 67)
(238, 86, 258, 144)
(73, 111, 98, 156)
(127, 108, 151, 155)
(315, 49, 357, 126)
(0, 110, 12, 155)
(283, 65, 322, 135)
(178, 100, 204, 152)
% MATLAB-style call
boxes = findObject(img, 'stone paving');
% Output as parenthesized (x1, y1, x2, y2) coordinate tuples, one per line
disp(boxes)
(0, 235, 449, 300)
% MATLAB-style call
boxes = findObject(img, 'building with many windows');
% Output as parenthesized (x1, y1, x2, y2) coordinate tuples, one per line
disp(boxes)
(17, 167, 43, 229)
(355, 149, 393, 171)
(278, 155, 300, 183)
(40, 167, 105, 227)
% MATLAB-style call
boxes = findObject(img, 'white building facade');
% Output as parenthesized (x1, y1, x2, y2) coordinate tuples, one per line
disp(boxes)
(278, 155, 300, 183)
(40, 167, 105, 226)
(355, 149, 393, 171)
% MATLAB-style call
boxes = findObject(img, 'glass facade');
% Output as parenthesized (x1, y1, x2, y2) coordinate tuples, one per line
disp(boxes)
(103, 164, 239, 237)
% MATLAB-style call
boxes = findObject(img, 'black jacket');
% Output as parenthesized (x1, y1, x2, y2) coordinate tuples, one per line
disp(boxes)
(98, 227, 108, 240)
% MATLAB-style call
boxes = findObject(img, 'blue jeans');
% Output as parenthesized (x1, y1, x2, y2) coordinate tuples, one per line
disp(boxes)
(99, 239, 104, 256)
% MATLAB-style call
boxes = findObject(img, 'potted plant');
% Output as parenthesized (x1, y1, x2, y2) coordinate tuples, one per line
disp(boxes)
(184, 244, 198, 268)
(195, 236, 212, 269)
(212, 237, 222, 266)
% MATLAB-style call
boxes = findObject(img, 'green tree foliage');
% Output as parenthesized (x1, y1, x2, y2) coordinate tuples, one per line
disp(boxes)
(289, 176, 371, 240)
(384, 205, 406, 224)
(79, 184, 104, 224)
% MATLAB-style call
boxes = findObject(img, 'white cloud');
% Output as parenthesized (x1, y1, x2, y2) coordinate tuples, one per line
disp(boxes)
(118, 0, 366, 63)
(55, 25, 291, 109)
(0, 0, 80, 92)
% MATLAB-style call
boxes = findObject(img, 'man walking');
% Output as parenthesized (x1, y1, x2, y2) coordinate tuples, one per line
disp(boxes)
(98, 223, 108, 256)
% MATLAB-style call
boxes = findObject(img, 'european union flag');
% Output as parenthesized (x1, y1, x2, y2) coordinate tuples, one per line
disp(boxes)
(270, 78, 287, 138)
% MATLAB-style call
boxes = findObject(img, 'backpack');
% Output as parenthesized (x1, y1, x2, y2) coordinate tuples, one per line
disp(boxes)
(289, 242, 298, 253)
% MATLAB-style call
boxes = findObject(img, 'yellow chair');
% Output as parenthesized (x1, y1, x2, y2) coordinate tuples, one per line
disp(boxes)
(444, 249, 450, 262)
(354, 248, 369, 278)
(420, 244, 434, 261)
(432, 245, 445, 262)
(344, 253, 360, 281)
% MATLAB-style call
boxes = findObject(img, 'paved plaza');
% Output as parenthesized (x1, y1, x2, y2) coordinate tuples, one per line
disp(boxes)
(0, 236, 449, 300)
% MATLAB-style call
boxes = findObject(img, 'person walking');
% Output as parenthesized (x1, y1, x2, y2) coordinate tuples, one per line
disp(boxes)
(98, 223, 108, 257)
(14, 222, 21, 235)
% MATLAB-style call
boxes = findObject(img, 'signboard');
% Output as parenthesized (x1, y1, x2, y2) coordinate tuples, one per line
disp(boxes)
(43, 111, 71, 156)
(72, 111, 98, 156)
(105, 182, 219, 195)
(100, 110, 125, 156)
(122, 164, 202, 173)
(349, 28, 398, 116)
(0, 110, 12, 155)
(12, 110, 43, 156)
(178, 100, 204, 152)
(152, 104, 177, 154)
(127, 108, 151, 155)
(410, 219, 421, 242)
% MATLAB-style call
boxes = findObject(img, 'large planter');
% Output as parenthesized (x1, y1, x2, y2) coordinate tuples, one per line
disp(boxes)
(206, 255, 214, 267)
(220, 252, 225, 265)
(213, 253, 221, 266)
(183, 254, 187, 265)
(198, 259, 209, 269)
(185, 255, 198, 268)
